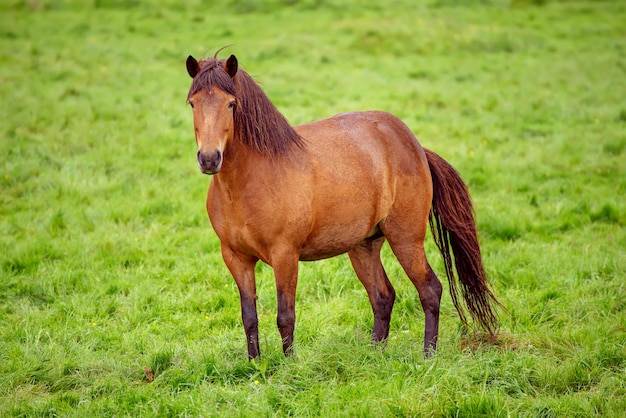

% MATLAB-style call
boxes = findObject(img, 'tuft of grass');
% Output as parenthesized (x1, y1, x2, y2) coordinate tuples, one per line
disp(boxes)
(591, 203, 622, 225)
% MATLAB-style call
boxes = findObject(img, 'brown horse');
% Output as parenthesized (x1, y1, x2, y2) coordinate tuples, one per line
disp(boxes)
(185, 53, 502, 359)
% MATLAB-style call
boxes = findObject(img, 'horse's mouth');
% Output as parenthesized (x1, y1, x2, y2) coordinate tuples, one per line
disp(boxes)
(200, 166, 220, 175)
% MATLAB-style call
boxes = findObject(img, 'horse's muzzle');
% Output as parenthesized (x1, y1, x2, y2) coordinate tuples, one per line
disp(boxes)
(197, 149, 222, 174)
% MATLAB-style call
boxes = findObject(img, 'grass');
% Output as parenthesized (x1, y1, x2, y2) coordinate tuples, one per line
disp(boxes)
(1, 0, 625, 416)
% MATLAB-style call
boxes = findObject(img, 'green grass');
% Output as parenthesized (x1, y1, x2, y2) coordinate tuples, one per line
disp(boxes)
(1, 0, 625, 416)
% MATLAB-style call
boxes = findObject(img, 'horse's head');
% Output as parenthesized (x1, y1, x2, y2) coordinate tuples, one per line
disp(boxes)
(186, 54, 239, 174)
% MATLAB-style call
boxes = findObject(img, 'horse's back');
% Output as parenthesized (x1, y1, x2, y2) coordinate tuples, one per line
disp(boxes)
(296, 111, 431, 194)
(296, 110, 427, 169)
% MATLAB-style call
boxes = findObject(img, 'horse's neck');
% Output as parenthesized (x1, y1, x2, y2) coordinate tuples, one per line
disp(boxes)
(218, 139, 269, 182)
(217, 137, 305, 191)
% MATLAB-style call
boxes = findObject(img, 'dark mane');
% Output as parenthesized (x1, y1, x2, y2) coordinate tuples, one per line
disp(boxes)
(187, 57, 305, 157)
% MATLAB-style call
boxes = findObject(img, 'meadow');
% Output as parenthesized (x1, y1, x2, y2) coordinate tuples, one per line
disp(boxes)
(1, 0, 625, 416)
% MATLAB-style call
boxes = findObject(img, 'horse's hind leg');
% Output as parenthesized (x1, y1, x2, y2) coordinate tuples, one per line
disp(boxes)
(348, 237, 396, 342)
(384, 232, 443, 356)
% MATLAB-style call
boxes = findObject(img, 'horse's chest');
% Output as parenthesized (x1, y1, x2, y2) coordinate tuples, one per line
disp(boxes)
(207, 191, 286, 259)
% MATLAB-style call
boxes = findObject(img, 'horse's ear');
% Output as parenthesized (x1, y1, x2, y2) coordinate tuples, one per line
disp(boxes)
(225, 54, 238, 78)
(186, 55, 200, 78)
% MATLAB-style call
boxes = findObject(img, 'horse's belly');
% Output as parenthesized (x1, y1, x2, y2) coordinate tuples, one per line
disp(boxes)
(298, 220, 380, 261)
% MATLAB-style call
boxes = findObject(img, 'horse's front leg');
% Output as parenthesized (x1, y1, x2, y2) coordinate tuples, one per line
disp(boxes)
(221, 245, 260, 359)
(272, 251, 300, 356)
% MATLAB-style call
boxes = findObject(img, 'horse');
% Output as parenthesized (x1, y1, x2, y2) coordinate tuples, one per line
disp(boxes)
(185, 52, 502, 359)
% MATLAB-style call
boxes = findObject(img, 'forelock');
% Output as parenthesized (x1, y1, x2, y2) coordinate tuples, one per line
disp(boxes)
(187, 58, 236, 99)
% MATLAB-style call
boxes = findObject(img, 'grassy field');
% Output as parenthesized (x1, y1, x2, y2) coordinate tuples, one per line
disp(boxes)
(1, 0, 625, 416)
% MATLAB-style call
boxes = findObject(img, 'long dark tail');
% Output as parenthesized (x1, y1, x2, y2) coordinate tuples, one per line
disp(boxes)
(425, 148, 502, 335)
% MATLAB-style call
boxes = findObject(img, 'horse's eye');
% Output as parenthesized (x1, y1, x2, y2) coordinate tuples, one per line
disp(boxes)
(228, 101, 236, 109)
(189, 101, 195, 109)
